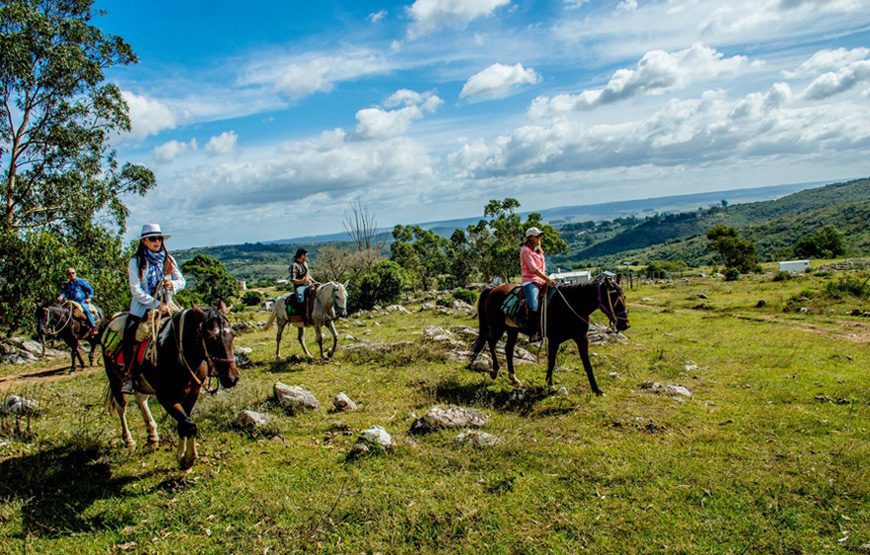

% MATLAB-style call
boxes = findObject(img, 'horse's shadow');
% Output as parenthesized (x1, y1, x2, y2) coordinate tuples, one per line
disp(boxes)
(0, 445, 140, 538)
(426, 378, 556, 416)
(266, 355, 310, 374)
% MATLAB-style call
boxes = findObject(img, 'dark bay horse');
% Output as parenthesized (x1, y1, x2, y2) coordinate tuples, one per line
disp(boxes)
(102, 303, 240, 470)
(36, 303, 108, 372)
(471, 278, 630, 394)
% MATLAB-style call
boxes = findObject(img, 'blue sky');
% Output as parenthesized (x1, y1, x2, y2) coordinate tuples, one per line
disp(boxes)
(98, 0, 870, 248)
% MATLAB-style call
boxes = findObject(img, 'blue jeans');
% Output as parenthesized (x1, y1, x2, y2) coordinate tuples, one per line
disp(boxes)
(70, 296, 96, 327)
(294, 285, 308, 304)
(522, 282, 540, 313)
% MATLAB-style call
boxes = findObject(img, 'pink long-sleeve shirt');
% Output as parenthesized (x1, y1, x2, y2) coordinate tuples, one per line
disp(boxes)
(520, 244, 547, 285)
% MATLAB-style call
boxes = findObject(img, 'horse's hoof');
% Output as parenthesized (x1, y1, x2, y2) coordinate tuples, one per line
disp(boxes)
(126, 441, 137, 450)
(510, 377, 523, 387)
(178, 458, 195, 471)
(593, 389, 605, 397)
(145, 441, 160, 452)
(489, 369, 499, 380)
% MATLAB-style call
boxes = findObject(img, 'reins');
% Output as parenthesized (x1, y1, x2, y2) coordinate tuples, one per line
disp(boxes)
(169, 308, 233, 395)
(45, 304, 74, 336)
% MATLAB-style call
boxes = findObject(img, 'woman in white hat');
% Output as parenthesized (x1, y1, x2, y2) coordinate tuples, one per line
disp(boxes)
(120, 224, 186, 393)
(520, 227, 556, 341)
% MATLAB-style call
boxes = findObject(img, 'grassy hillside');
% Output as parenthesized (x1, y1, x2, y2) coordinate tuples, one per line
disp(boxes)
(566, 178, 870, 266)
(1, 265, 867, 553)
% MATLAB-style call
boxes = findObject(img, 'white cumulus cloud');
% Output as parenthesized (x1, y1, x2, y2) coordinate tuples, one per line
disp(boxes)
(529, 44, 751, 117)
(152, 138, 197, 163)
(354, 90, 443, 139)
(122, 91, 180, 139)
(803, 60, 870, 99)
(407, 0, 510, 37)
(783, 47, 870, 79)
(204, 131, 238, 156)
(460, 63, 542, 101)
(617, 0, 638, 12)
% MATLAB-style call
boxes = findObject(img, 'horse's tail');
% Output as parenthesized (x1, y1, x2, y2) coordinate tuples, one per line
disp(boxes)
(105, 382, 118, 416)
(471, 287, 492, 355)
(264, 297, 282, 330)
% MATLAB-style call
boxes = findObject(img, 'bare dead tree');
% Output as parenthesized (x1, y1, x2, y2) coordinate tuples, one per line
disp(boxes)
(342, 197, 383, 252)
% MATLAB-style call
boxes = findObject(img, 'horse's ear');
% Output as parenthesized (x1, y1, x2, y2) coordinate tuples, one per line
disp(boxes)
(191, 304, 205, 316)
(218, 300, 228, 314)
(343, 280, 349, 290)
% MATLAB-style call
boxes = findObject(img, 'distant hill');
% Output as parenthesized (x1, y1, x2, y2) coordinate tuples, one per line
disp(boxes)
(562, 178, 870, 267)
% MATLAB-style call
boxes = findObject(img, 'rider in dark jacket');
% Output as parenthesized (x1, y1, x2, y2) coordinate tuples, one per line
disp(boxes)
(57, 268, 97, 334)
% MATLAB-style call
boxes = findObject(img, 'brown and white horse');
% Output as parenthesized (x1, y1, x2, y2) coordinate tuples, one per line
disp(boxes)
(102, 303, 240, 470)
(36, 303, 107, 372)
(471, 278, 630, 393)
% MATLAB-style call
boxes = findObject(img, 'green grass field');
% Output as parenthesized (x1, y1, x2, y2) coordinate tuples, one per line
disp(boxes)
(1, 266, 868, 554)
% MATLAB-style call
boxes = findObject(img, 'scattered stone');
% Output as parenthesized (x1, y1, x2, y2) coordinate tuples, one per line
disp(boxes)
(344, 334, 356, 341)
(588, 323, 628, 345)
(510, 389, 527, 402)
(349, 425, 394, 458)
(684, 364, 698, 372)
(235, 410, 270, 430)
(420, 302, 435, 311)
(332, 392, 359, 412)
(455, 431, 500, 448)
(234, 346, 253, 355)
(273, 383, 320, 415)
(608, 372, 621, 379)
(641, 297, 655, 302)
(363, 329, 372, 335)
(328, 421, 353, 433)
(469, 354, 491, 373)
(641, 381, 693, 398)
(385, 305, 411, 314)
(798, 307, 808, 313)
(2, 395, 40, 415)
(555, 386, 569, 396)
(451, 300, 473, 310)
(373, 321, 381, 327)
(696, 293, 708, 299)
(411, 405, 488, 433)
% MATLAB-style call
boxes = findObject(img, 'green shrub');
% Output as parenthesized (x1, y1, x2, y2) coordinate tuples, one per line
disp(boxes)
(824, 276, 869, 300)
(772, 271, 792, 282)
(350, 260, 410, 311)
(241, 290, 263, 306)
(724, 268, 740, 281)
(452, 288, 477, 305)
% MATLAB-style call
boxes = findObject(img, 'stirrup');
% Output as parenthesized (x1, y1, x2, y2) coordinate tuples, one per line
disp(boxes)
(120, 379, 135, 394)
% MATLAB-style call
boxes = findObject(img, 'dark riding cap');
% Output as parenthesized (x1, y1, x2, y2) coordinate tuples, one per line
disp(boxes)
(294, 248, 308, 259)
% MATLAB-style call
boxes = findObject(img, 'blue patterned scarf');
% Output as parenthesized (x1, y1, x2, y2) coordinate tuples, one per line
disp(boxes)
(144, 249, 166, 296)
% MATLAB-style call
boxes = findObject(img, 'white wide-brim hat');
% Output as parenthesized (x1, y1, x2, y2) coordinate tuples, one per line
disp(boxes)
(525, 226, 544, 238)
(140, 223, 172, 240)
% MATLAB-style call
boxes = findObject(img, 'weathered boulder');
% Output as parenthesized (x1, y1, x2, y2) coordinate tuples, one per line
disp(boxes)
(469, 354, 491, 373)
(420, 302, 435, 311)
(410, 405, 488, 434)
(348, 425, 394, 457)
(235, 410, 270, 430)
(455, 431, 500, 448)
(385, 305, 411, 314)
(273, 383, 320, 414)
(641, 382, 693, 398)
(332, 392, 359, 412)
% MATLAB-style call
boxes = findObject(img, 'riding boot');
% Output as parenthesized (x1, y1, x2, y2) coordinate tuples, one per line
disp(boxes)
(527, 310, 542, 342)
(120, 315, 140, 394)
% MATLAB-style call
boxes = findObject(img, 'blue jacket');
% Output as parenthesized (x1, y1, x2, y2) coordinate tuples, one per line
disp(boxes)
(59, 278, 94, 303)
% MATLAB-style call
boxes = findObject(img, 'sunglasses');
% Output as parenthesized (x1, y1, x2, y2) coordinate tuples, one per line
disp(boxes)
(67, 272, 76, 276)
(144, 236, 164, 243)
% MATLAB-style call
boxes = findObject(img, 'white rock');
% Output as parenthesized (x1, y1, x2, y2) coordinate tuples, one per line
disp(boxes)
(332, 392, 359, 412)
(469, 355, 491, 373)
(235, 346, 253, 355)
(641, 382, 693, 398)
(349, 425, 394, 457)
(235, 410, 270, 429)
(363, 329, 372, 335)
(608, 372, 621, 379)
(420, 302, 435, 311)
(455, 431, 500, 448)
(273, 383, 321, 414)
(410, 405, 488, 433)
(684, 364, 698, 372)
(555, 386, 569, 396)
(385, 305, 411, 314)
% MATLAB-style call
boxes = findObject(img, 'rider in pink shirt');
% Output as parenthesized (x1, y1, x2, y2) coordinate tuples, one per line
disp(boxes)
(520, 227, 556, 340)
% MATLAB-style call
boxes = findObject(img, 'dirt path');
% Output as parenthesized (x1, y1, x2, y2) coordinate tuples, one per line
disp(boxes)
(0, 364, 102, 388)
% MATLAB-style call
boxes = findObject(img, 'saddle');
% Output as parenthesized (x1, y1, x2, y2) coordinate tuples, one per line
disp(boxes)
(64, 300, 96, 322)
(500, 285, 552, 323)
(102, 309, 175, 369)
(285, 286, 318, 323)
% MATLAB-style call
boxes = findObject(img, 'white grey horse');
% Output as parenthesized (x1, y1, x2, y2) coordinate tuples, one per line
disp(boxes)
(264, 281, 348, 360)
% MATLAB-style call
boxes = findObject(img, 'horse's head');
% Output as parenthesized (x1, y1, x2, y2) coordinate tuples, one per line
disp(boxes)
(195, 301, 240, 389)
(598, 277, 630, 331)
(330, 281, 349, 318)
(35, 304, 50, 337)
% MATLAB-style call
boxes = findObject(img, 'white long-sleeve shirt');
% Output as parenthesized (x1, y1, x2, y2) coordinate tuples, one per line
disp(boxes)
(127, 256, 185, 317)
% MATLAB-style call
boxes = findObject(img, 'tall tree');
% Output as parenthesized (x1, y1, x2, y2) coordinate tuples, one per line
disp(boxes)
(706, 224, 758, 273)
(1, 0, 155, 233)
(181, 254, 238, 306)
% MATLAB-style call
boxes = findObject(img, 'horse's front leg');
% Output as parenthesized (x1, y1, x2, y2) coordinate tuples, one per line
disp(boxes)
(315, 325, 326, 361)
(297, 327, 313, 359)
(546, 338, 560, 389)
(161, 397, 199, 470)
(575, 334, 603, 396)
(88, 338, 98, 366)
(134, 392, 159, 450)
(111, 393, 136, 449)
(326, 320, 338, 358)
(74, 338, 86, 371)
(504, 328, 522, 387)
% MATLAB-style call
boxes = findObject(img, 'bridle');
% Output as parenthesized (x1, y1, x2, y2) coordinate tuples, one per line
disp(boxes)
(41, 305, 73, 337)
(314, 282, 347, 319)
(597, 280, 629, 329)
(170, 308, 235, 395)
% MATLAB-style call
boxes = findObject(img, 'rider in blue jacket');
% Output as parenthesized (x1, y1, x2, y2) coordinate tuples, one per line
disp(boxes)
(57, 268, 97, 333)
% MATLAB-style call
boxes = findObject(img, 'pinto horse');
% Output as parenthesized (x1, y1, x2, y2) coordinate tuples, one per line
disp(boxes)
(471, 278, 630, 394)
(264, 281, 348, 360)
(36, 303, 107, 372)
(102, 303, 239, 470)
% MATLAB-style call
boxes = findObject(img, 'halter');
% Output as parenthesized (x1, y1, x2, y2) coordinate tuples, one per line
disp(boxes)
(597, 280, 629, 329)
(313, 282, 347, 320)
(170, 308, 235, 395)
